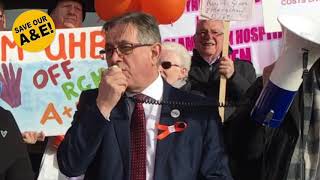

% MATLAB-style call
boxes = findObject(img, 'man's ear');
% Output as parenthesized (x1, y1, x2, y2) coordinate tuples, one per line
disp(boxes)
(151, 43, 161, 66)
(180, 68, 188, 79)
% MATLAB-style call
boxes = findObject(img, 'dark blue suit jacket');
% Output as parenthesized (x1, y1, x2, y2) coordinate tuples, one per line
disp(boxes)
(57, 82, 233, 180)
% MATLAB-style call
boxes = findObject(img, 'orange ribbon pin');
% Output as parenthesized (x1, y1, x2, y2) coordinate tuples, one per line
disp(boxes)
(156, 122, 187, 140)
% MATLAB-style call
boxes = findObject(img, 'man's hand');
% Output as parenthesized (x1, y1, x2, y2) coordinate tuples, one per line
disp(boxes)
(96, 65, 128, 119)
(0, 63, 22, 108)
(22, 131, 45, 144)
(219, 56, 235, 79)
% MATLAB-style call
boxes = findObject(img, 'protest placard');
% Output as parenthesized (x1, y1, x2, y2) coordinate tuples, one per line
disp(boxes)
(0, 27, 106, 136)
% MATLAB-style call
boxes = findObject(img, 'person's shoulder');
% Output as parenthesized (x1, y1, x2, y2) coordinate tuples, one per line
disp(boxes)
(0, 106, 9, 114)
(0, 106, 14, 124)
(233, 58, 256, 74)
(77, 89, 99, 108)
(80, 88, 98, 96)
(79, 89, 98, 101)
(0, 106, 6, 114)
(0, 106, 22, 142)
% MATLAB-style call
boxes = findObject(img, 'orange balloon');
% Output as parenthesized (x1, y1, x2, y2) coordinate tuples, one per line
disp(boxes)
(95, 0, 133, 21)
(140, 0, 186, 24)
(128, 0, 142, 12)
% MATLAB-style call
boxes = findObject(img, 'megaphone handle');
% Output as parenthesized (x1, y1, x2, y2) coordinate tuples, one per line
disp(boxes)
(218, 21, 230, 122)
(302, 49, 309, 77)
(299, 49, 310, 180)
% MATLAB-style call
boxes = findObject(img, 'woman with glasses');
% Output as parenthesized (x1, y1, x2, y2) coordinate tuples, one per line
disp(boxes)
(159, 42, 192, 91)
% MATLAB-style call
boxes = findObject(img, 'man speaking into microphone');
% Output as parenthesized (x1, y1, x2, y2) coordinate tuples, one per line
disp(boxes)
(57, 12, 232, 180)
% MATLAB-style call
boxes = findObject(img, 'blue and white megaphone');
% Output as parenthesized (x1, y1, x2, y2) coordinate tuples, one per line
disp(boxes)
(251, 14, 320, 128)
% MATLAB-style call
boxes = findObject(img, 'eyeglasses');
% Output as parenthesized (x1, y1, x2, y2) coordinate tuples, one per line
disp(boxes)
(196, 30, 224, 37)
(161, 61, 181, 69)
(99, 43, 153, 60)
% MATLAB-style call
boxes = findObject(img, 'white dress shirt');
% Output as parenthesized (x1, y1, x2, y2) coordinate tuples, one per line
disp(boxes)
(127, 74, 163, 180)
(203, 55, 220, 65)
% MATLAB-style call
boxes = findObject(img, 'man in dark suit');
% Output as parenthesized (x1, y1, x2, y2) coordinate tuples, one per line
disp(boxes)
(57, 12, 232, 180)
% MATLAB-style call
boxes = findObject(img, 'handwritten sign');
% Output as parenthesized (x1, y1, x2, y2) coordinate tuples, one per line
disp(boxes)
(262, 0, 320, 32)
(0, 27, 106, 136)
(200, 0, 253, 20)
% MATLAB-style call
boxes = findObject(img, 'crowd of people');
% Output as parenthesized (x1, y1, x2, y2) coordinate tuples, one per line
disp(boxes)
(1, 0, 319, 180)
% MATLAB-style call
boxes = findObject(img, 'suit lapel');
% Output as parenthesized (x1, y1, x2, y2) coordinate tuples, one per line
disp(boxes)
(154, 83, 177, 176)
(111, 97, 133, 175)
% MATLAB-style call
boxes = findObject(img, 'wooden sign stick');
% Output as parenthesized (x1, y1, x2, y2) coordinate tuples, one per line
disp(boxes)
(218, 21, 230, 122)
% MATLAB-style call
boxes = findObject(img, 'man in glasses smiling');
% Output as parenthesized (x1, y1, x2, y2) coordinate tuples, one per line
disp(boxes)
(58, 12, 233, 180)
(189, 19, 256, 120)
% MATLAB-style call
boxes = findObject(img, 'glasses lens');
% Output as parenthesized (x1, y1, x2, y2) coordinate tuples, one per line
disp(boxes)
(118, 44, 134, 55)
(161, 61, 172, 69)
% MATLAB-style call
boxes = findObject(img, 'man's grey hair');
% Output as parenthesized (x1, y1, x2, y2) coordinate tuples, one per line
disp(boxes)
(161, 42, 191, 72)
(103, 12, 161, 44)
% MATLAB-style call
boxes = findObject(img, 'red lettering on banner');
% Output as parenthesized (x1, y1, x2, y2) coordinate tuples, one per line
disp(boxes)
(69, 32, 86, 59)
(195, 16, 200, 25)
(48, 64, 60, 85)
(243, 29, 250, 43)
(61, 60, 73, 80)
(186, 0, 200, 13)
(164, 36, 195, 51)
(90, 31, 105, 59)
(231, 47, 252, 61)
(251, 27, 259, 42)
(33, 70, 49, 89)
(33, 60, 74, 89)
(235, 30, 243, 44)
(258, 26, 265, 41)
(1, 30, 106, 61)
(45, 33, 67, 60)
(1, 36, 24, 61)
(230, 26, 282, 46)
(45, 31, 105, 61)
(229, 32, 234, 45)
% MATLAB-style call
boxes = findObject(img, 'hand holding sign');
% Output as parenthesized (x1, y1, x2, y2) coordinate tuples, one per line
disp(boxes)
(219, 56, 235, 79)
(200, 0, 253, 121)
(0, 63, 22, 108)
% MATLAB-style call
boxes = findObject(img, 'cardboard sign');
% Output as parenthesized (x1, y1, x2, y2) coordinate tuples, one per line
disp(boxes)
(0, 27, 106, 136)
(200, 0, 253, 20)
